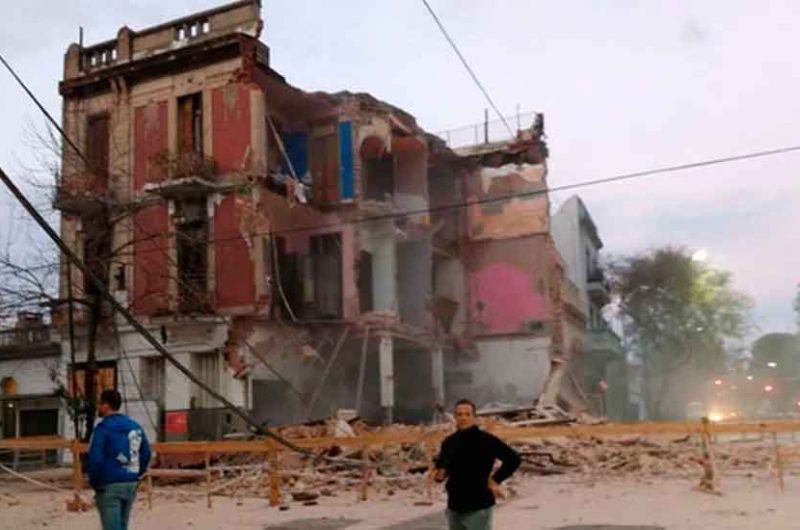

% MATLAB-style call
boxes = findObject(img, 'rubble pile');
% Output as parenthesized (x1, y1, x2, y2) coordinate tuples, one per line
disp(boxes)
(513, 436, 782, 477)
(153, 413, 793, 506)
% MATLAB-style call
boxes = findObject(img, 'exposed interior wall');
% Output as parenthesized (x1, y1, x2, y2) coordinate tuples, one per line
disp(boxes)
(443, 336, 551, 406)
(393, 344, 435, 422)
(360, 221, 397, 313)
(468, 163, 548, 240)
(467, 237, 552, 335)
(245, 323, 384, 425)
(396, 238, 432, 329)
(393, 136, 428, 215)
(433, 257, 467, 337)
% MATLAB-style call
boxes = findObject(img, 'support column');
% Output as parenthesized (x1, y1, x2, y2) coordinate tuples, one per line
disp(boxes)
(378, 334, 394, 425)
(431, 346, 445, 421)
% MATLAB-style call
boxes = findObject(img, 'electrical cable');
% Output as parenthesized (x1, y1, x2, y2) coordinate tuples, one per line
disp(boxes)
(92, 141, 800, 255)
(420, 0, 514, 137)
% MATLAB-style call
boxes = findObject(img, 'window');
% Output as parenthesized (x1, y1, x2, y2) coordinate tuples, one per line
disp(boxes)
(358, 251, 373, 313)
(178, 93, 203, 157)
(272, 233, 343, 319)
(310, 233, 343, 319)
(68, 360, 117, 398)
(86, 114, 110, 193)
(175, 197, 209, 313)
(190, 352, 220, 409)
(140, 357, 165, 401)
(364, 154, 394, 201)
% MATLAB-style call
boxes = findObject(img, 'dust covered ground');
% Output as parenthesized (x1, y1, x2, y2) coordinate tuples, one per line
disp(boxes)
(2, 470, 797, 529)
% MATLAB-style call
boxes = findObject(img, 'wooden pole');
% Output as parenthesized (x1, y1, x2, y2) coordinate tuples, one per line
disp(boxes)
(354, 328, 370, 415)
(773, 432, 785, 492)
(71, 440, 82, 493)
(359, 444, 370, 501)
(264, 452, 270, 502)
(268, 442, 281, 507)
(425, 440, 435, 503)
(146, 473, 153, 510)
(696, 418, 721, 495)
(204, 452, 212, 509)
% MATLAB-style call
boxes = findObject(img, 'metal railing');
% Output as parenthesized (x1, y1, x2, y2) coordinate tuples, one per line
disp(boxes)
(435, 110, 540, 148)
(0, 326, 52, 348)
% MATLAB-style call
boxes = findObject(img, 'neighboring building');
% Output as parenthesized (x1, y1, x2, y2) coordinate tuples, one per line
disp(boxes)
(552, 195, 630, 418)
(54, 0, 589, 440)
(0, 313, 63, 469)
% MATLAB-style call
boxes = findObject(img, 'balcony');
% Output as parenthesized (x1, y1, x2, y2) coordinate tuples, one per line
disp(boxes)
(587, 268, 611, 306)
(586, 326, 623, 360)
(0, 326, 60, 361)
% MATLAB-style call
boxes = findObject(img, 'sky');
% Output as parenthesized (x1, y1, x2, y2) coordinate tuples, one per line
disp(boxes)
(1, 0, 798, 337)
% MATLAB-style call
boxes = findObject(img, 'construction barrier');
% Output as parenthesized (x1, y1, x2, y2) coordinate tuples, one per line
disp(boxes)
(2, 419, 800, 507)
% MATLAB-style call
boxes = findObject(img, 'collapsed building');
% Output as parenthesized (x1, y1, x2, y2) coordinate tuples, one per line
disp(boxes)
(51, 0, 602, 442)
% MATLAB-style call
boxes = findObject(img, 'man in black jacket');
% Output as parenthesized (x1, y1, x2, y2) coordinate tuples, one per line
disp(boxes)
(434, 399, 521, 530)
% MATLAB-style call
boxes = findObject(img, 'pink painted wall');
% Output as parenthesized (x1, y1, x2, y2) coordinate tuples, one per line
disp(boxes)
(469, 262, 548, 335)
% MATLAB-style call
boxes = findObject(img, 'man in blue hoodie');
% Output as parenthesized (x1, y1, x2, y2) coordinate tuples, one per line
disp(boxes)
(88, 389, 151, 530)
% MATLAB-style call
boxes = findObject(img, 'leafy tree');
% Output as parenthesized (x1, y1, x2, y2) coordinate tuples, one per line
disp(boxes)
(751, 333, 800, 375)
(612, 247, 752, 420)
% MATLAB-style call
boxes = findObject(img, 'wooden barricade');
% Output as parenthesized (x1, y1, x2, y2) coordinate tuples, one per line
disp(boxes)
(7, 419, 800, 507)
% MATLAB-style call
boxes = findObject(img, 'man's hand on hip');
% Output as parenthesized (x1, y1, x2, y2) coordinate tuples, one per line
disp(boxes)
(488, 478, 505, 499)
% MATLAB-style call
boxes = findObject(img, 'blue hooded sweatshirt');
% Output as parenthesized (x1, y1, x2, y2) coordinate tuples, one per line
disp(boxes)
(87, 413, 152, 489)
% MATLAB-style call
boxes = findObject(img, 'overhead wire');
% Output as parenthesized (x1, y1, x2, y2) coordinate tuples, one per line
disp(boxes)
(420, 0, 514, 137)
(0, 54, 319, 459)
(80, 141, 800, 257)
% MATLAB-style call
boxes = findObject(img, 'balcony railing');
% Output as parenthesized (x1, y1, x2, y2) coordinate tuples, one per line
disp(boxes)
(586, 326, 623, 358)
(0, 326, 52, 349)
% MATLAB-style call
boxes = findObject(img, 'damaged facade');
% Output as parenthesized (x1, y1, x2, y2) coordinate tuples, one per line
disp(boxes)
(54, 0, 595, 440)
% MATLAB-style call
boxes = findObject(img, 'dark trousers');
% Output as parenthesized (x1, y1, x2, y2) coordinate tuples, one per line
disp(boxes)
(95, 482, 138, 530)
(446, 507, 493, 530)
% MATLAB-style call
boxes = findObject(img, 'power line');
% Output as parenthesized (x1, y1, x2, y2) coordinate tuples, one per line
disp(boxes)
(420, 0, 514, 137)
(0, 52, 314, 451)
(0, 163, 319, 457)
(0, 53, 312, 412)
(100, 141, 800, 256)
(0, 54, 90, 170)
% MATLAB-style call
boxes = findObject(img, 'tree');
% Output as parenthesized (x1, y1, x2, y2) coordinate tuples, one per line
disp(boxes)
(0, 120, 169, 441)
(794, 285, 800, 331)
(612, 247, 752, 420)
(751, 333, 800, 375)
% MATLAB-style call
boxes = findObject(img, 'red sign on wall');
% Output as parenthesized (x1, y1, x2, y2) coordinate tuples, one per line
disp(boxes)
(165, 411, 188, 434)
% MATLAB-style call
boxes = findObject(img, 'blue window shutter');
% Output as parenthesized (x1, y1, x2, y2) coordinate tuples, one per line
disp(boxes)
(281, 132, 308, 182)
(339, 122, 354, 199)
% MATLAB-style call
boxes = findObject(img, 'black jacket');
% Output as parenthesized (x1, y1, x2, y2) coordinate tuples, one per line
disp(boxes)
(435, 426, 521, 513)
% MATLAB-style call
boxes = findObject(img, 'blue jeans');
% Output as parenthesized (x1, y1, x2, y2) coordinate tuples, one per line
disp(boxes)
(95, 482, 139, 530)
(446, 508, 493, 530)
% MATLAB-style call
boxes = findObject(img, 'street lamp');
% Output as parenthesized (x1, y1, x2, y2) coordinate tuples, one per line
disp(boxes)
(767, 362, 778, 368)
(764, 385, 774, 393)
